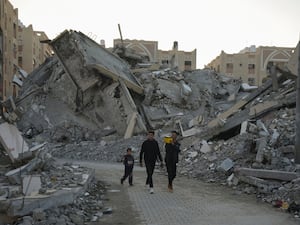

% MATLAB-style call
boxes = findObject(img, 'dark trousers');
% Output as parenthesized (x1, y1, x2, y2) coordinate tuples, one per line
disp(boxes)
(166, 162, 177, 186)
(145, 162, 155, 188)
(121, 166, 133, 184)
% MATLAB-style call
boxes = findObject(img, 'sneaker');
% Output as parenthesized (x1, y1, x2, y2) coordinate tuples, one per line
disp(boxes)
(168, 184, 173, 193)
(129, 183, 133, 186)
(149, 188, 154, 194)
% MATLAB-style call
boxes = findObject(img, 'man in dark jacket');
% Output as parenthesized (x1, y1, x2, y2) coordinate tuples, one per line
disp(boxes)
(121, 148, 134, 186)
(165, 131, 180, 192)
(140, 131, 163, 194)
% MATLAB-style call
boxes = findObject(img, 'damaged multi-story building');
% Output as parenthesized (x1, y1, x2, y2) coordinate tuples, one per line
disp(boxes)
(0, 0, 19, 100)
(207, 45, 295, 86)
(17, 22, 53, 75)
(113, 39, 197, 71)
(0, 0, 52, 102)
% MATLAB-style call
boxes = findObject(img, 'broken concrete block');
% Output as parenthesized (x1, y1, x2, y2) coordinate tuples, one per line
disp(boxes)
(157, 78, 181, 104)
(256, 120, 269, 136)
(238, 176, 273, 193)
(5, 157, 43, 184)
(270, 129, 280, 146)
(6, 171, 94, 217)
(248, 123, 257, 133)
(240, 121, 248, 134)
(188, 151, 198, 158)
(177, 120, 201, 137)
(241, 83, 258, 91)
(124, 112, 137, 139)
(255, 137, 267, 163)
(12, 74, 23, 87)
(279, 145, 295, 154)
(200, 140, 211, 154)
(180, 80, 192, 97)
(32, 208, 46, 221)
(0, 122, 29, 163)
(188, 115, 203, 128)
(227, 173, 234, 185)
(234, 167, 300, 181)
(207, 154, 218, 162)
(22, 175, 42, 196)
(219, 158, 234, 172)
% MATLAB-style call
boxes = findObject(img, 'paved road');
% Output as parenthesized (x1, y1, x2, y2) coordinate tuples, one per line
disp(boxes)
(58, 159, 299, 225)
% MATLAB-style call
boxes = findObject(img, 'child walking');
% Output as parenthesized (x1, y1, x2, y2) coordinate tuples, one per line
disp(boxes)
(121, 148, 134, 186)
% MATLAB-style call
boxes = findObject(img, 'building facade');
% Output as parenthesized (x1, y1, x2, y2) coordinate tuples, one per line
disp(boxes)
(18, 23, 52, 74)
(0, 0, 52, 102)
(0, 0, 18, 100)
(207, 45, 295, 86)
(113, 39, 197, 71)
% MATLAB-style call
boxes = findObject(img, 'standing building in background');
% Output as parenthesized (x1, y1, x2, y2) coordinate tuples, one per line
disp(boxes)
(207, 45, 295, 86)
(0, 0, 19, 100)
(113, 39, 196, 71)
(0, 0, 52, 102)
(18, 22, 52, 74)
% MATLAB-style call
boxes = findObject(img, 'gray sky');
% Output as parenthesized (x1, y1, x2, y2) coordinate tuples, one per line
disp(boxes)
(9, 0, 300, 68)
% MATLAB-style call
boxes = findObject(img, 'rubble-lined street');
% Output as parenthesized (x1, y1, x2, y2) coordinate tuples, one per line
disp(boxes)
(0, 30, 299, 224)
(55, 160, 299, 225)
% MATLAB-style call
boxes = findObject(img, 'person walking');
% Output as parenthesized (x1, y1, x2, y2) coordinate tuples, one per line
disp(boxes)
(164, 131, 180, 192)
(120, 148, 134, 186)
(140, 130, 163, 194)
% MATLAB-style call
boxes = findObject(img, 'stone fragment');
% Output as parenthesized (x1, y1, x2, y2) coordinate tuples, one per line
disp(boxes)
(219, 158, 234, 172)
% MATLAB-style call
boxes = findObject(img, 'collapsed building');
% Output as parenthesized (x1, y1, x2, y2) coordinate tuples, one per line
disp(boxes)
(0, 30, 299, 223)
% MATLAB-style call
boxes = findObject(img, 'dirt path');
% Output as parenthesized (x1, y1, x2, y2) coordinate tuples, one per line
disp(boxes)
(57, 159, 299, 225)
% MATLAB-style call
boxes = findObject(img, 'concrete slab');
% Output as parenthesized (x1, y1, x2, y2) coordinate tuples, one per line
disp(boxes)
(50, 30, 144, 95)
(235, 167, 300, 181)
(219, 158, 234, 172)
(5, 157, 43, 184)
(200, 140, 211, 154)
(240, 121, 248, 134)
(124, 112, 137, 139)
(0, 122, 29, 163)
(238, 176, 279, 193)
(255, 137, 267, 163)
(188, 115, 203, 128)
(22, 175, 42, 196)
(157, 79, 181, 104)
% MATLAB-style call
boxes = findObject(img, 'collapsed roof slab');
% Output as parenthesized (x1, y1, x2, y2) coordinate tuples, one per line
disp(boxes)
(0, 123, 29, 163)
(50, 30, 144, 96)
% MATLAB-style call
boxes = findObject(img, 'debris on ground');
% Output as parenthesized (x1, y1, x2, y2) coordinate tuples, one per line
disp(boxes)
(0, 30, 299, 223)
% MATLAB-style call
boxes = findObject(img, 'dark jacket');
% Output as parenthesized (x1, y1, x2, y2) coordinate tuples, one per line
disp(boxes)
(165, 141, 180, 164)
(123, 154, 134, 169)
(140, 139, 163, 164)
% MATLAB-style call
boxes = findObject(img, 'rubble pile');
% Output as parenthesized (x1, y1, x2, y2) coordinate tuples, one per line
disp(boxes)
(0, 143, 112, 225)
(0, 29, 299, 221)
(17, 180, 109, 225)
(178, 105, 299, 215)
(134, 68, 241, 131)
(50, 135, 145, 162)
